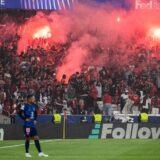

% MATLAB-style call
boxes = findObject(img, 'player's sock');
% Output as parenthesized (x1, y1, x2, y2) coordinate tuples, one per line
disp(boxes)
(34, 140, 42, 153)
(25, 140, 30, 153)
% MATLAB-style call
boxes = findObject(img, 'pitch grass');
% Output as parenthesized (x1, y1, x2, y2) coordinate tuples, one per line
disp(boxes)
(0, 139, 160, 160)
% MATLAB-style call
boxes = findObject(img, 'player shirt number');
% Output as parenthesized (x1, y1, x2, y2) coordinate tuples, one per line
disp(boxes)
(31, 112, 34, 119)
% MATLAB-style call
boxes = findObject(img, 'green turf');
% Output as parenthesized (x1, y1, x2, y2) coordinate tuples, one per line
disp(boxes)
(0, 139, 160, 160)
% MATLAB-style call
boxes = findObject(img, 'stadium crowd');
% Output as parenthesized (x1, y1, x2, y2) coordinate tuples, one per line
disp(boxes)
(0, 39, 160, 117)
(0, 10, 160, 118)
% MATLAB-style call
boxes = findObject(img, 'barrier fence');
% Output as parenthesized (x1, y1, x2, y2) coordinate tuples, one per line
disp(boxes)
(15, 114, 160, 124)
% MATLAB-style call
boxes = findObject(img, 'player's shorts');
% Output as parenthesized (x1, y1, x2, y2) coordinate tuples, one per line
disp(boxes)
(23, 126, 38, 137)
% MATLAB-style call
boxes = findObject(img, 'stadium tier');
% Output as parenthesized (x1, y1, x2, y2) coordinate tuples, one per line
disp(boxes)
(0, 0, 160, 121)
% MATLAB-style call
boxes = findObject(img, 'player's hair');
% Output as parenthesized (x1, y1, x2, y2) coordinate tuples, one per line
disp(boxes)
(27, 94, 34, 100)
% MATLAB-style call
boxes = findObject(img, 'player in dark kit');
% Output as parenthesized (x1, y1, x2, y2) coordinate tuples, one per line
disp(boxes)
(19, 95, 48, 158)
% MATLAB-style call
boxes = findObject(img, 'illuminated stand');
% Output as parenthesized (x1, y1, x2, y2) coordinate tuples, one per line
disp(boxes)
(135, 0, 160, 60)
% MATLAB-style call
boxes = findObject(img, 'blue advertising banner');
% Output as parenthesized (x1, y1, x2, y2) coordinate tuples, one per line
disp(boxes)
(5, 0, 158, 10)
(0, 0, 21, 8)
(0, 0, 77, 10)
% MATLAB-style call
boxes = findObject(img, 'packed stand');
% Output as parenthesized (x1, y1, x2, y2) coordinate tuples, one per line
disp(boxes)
(0, 10, 160, 118)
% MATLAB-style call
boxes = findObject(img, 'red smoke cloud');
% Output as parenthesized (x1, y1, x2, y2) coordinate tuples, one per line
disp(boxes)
(33, 26, 52, 39)
(16, 3, 160, 81)
(17, 11, 71, 53)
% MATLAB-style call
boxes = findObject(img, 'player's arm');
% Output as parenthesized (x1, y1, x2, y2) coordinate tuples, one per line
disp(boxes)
(19, 105, 30, 121)
(19, 105, 26, 120)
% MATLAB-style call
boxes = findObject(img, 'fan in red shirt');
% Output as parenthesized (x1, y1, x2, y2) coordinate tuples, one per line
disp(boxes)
(129, 93, 140, 106)
(89, 83, 98, 100)
(103, 92, 112, 104)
